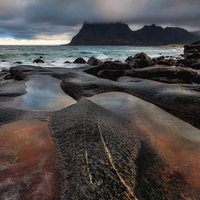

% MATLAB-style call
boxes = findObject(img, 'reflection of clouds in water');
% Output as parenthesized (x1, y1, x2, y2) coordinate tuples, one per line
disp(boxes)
(89, 92, 200, 143)
(22, 87, 54, 110)
(8, 75, 76, 111)
(90, 92, 139, 112)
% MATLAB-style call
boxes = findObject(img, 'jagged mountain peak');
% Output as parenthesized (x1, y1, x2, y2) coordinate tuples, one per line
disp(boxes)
(68, 22, 200, 46)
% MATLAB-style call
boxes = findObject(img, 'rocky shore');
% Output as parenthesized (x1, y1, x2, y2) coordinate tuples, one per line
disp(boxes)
(1, 41, 200, 199)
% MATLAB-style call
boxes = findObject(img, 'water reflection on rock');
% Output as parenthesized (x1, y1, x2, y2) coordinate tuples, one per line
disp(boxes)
(8, 75, 76, 111)
(0, 119, 60, 199)
(89, 92, 200, 198)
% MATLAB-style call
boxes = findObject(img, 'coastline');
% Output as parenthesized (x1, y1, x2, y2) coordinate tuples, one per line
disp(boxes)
(166, 44, 185, 47)
(0, 41, 200, 199)
(0, 45, 184, 71)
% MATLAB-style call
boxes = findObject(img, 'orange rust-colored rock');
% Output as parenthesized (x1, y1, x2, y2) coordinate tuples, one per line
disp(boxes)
(133, 115, 200, 199)
(0, 119, 60, 200)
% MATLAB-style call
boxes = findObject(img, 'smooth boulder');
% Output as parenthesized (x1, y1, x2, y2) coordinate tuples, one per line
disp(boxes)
(84, 61, 133, 76)
(74, 57, 86, 64)
(87, 56, 103, 66)
(184, 41, 200, 55)
(125, 52, 155, 68)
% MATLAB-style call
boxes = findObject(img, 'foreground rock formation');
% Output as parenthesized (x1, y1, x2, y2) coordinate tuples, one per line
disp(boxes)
(51, 99, 140, 199)
(1, 43, 200, 199)
(89, 92, 200, 199)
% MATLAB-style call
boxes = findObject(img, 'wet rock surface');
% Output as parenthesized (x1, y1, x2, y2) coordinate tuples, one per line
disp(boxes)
(50, 99, 140, 200)
(125, 52, 155, 68)
(0, 81, 26, 97)
(89, 92, 200, 199)
(84, 61, 133, 76)
(54, 68, 200, 124)
(1, 45, 200, 199)
(74, 57, 87, 64)
(184, 40, 200, 55)
(0, 118, 60, 200)
(97, 66, 197, 83)
(87, 56, 103, 66)
(33, 58, 44, 63)
(8, 64, 200, 124)
(183, 40, 200, 69)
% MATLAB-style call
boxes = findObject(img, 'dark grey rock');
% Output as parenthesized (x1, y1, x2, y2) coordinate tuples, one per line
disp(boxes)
(57, 68, 200, 120)
(5, 64, 200, 127)
(50, 99, 140, 200)
(0, 108, 26, 125)
(185, 52, 200, 59)
(175, 59, 196, 67)
(113, 60, 123, 64)
(74, 57, 86, 64)
(84, 62, 132, 76)
(157, 59, 173, 66)
(13, 61, 23, 65)
(0, 81, 26, 97)
(126, 52, 155, 68)
(156, 55, 165, 61)
(191, 62, 200, 69)
(10, 65, 49, 80)
(87, 56, 103, 66)
(97, 69, 124, 81)
(98, 66, 197, 84)
(33, 58, 44, 63)
(192, 73, 200, 84)
(184, 41, 200, 55)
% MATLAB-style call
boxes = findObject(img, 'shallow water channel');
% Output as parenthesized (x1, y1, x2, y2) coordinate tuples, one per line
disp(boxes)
(8, 75, 76, 111)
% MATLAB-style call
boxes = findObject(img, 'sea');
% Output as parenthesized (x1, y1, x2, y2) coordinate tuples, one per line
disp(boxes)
(0, 45, 184, 70)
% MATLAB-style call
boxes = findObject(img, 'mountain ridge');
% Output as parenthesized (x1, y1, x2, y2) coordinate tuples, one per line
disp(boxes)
(67, 22, 200, 46)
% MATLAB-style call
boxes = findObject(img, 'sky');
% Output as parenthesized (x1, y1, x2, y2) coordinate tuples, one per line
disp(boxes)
(0, 0, 199, 45)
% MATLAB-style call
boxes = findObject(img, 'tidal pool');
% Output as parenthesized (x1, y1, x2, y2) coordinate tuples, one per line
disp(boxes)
(88, 92, 200, 198)
(89, 92, 200, 143)
(8, 75, 76, 111)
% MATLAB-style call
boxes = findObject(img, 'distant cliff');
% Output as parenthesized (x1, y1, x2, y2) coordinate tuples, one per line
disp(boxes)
(67, 22, 200, 46)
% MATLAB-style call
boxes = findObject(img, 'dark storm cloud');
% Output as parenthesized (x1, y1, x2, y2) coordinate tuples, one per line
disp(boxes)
(0, 0, 199, 40)
(24, 0, 104, 26)
(24, 0, 200, 27)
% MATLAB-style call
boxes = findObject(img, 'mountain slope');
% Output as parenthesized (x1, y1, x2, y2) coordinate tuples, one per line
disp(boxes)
(68, 22, 200, 46)
(69, 22, 134, 45)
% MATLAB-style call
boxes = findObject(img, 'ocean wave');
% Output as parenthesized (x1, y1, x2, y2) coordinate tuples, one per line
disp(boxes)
(0, 45, 184, 71)
(96, 53, 110, 60)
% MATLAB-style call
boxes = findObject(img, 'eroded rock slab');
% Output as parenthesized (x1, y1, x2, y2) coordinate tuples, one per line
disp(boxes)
(8, 65, 200, 127)
(0, 81, 26, 97)
(97, 66, 197, 83)
(1, 64, 200, 199)
(58, 69, 200, 124)
(50, 99, 140, 200)
(89, 92, 200, 199)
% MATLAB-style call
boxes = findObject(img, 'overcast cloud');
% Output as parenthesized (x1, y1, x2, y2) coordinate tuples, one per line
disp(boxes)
(0, 0, 199, 44)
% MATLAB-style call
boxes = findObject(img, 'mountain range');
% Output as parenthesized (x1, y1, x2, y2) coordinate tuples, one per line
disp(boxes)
(68, 22, 200, 46)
